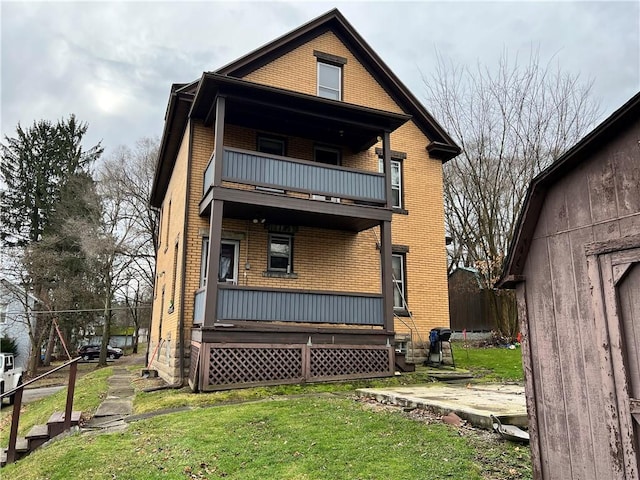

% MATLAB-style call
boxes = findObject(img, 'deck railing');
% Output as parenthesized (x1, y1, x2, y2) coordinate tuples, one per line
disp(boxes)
(193, 287, 206, 325)
(203, 154, 215, 195)
(0, 357, 80, 465)
(201, 147, 387, 204)
(216, 285, 384, 326)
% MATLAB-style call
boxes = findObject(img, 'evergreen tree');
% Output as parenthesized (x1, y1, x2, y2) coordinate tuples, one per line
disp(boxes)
(0, 115, 103, 247)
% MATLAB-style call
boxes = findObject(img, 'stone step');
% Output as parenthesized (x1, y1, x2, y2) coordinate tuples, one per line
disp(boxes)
(26, 424, 49, 451)
(47, 411, 81, 438)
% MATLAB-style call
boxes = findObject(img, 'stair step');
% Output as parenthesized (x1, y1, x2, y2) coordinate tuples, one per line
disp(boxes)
(26, 424, 49, 439)
(394, 353, 416, 372)
(1, 437, 29, 465)
(47, 411, 81, 437)
(26, 424, 50, 451)
(13, 437, 28, 453)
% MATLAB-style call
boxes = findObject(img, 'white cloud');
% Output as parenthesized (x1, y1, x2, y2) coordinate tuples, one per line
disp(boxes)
(1, 0, 638, 154)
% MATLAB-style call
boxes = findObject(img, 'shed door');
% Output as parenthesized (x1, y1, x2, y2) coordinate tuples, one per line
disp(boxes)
(588, 238, 640, 480)
(618, 262, 640, 463)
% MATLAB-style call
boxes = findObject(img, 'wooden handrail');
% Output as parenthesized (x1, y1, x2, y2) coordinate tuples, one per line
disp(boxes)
(2, 356, 81, 465)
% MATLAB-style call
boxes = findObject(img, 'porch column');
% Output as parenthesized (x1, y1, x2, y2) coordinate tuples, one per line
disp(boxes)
(203, 95, 226, 326)
(204, 202, 223, 326)
(380, 220, 394, 331)
(380, 131, 394, 331)
(382, 130, 392, 209)
(212, 95, 226, 187)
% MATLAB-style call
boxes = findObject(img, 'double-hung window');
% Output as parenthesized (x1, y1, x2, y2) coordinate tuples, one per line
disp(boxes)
(392, 253, 407, 310)
(317, 62, 341, 100)
(268, 234, 293, 273)
(379, 157, 402, 209)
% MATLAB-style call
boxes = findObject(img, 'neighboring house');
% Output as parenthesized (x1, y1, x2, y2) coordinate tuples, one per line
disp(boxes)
(499, 91, 640, 479)
(150, 9, 460, 391)
(0, 278, 38, 369)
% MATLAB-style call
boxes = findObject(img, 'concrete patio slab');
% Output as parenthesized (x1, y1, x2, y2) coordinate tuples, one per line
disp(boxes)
(357, 383, 527, 430)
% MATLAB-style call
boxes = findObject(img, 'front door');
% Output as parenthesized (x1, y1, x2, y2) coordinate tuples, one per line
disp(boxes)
(588, 235, 640, 479)
(219, 240, 239, 284)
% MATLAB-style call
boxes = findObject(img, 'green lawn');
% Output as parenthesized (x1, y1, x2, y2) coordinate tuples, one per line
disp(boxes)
(0, 366, 112, 444)
(1, 348, 531, 479)
(452, 343, 524, 382)
(4, 396, 531, 480)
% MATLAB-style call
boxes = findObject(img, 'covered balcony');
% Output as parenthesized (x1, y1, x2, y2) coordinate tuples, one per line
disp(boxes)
(194, 74, 409, 231)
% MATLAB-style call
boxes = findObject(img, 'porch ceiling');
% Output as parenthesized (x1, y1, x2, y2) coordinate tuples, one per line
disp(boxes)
(200, 187, 390, 232)
(191, 73, 411, 152)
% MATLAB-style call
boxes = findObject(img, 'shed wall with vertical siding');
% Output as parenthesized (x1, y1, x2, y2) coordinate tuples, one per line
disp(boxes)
(519, 117, 640, 479)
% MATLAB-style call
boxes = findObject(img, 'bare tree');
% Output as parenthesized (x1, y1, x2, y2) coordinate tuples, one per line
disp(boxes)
(102, 137, 160, 290)
(424, 49, 601, 336)
(82, 138, 158, 364)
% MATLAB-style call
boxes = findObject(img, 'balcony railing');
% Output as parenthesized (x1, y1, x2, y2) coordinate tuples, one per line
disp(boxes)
(216, 285, 384, 326)
(203, 147, 387, 205)
(194, 287, 206, 325)
(203, 156, 215, 195)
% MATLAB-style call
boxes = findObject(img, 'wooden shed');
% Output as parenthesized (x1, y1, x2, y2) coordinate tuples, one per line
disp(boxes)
(499, 91, 640, 480)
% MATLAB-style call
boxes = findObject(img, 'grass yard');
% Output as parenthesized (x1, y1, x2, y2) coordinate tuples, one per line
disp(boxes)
(1, 347, 531, 479)
(4, 396, 531, 480)
(452, 342, 524, 382)
(0, 366, 112, 444)
(132, 370, 435, 415)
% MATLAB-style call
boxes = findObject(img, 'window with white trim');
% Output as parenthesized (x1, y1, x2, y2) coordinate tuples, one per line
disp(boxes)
(268, 234, 293, 272)
(392, 253, 406, 310)
(317, 62, 341, 100)
(379, 157, 402, 208)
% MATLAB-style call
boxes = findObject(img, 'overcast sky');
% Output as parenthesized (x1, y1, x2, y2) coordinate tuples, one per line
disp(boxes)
(2, 1, 639, 158)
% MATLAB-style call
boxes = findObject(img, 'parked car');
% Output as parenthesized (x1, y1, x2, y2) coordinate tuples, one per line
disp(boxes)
(77, 345, 123, 361)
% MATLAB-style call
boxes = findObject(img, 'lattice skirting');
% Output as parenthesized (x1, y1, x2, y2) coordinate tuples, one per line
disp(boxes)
(201, 343, 393, 390)
(189, 344, 200, 388)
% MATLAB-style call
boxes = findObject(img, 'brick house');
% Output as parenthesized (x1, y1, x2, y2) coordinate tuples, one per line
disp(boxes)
(149, 9, 459, 391)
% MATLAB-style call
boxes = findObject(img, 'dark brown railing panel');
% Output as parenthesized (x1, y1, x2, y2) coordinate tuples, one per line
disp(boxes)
(1, 357, 81, 465)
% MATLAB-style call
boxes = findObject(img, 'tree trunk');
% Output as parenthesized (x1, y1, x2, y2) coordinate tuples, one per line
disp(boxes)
(43, 321, 56, 366)
(132, 324, 139, 354)
(98, 281, 112, 367)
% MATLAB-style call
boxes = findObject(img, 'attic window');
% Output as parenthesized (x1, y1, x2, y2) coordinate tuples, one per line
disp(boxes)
(315, 52, 345, 102)
(317, 63, 341, 100)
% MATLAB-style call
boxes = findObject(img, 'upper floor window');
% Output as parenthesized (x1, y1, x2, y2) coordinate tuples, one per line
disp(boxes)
(317, 62, 342, 100)
(379, 157, 403, 209)
(257, 135, 286, 156)
(314, 145, 341, 165)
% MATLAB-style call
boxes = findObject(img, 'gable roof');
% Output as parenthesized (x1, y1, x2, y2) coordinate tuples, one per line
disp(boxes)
(150, 8, 460, 207)
(498, 90, 640, 289)
(216, 8, 460, 161)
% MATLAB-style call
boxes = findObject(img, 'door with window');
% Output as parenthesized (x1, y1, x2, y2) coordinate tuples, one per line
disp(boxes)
(219, 240, 239, 284)
(201, 239, 240, 286)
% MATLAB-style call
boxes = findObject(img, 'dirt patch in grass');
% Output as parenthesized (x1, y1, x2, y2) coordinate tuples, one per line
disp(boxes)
(357, 396, 532, 480)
